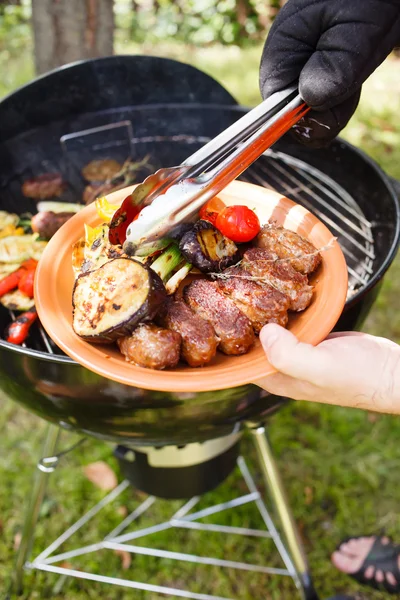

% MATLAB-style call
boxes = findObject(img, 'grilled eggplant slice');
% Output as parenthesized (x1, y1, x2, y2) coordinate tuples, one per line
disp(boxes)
(179, 220, 240, 273)
(72, 258, 167, 343)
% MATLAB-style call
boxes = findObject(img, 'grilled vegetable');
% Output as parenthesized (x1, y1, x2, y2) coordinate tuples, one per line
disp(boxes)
(0, 263, 23, 280)
(150, 244, 183, 282)
(71, 239, 86, 276)
(79, 224, 110, 273)
(0, 224, 25, 239)
(1, 289, 35, 311)
(108, 194, 142, 246)
(37, 201, 83, 214)
(0, 259, 37, 297)
(165, 262, 192, 295)
(199, 197, 226, 227)
(0, 235, 47, 263)
(0, 268, 24, 297)
(179, 220, 240, 273)
(0, 211, 24, 239)
(72, 258, 167, 343)
(5, 307, 37, 345)
(215, 205, 260, 243)
(31, 211, 75, 240)
(95, 197, 118, 222)
(18, 269, 35, 298)
(0, 211, 19, 230)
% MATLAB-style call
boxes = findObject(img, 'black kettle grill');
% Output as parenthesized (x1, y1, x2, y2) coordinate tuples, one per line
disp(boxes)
(0, 56, 398, 449)
(2, 56, 399, 600)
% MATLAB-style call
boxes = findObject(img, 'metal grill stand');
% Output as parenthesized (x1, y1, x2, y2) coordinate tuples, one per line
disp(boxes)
(12, 424, 320, 600)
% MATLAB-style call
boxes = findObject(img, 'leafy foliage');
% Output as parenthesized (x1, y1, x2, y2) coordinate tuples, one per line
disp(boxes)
(115, 0, 277, 47)
(0, 0, 33, 96)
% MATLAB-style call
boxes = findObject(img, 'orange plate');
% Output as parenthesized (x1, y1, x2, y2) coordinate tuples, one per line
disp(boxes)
(34, 180, 348, 393)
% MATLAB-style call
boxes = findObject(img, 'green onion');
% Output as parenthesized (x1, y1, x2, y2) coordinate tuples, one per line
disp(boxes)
(134, 238, 172, 257)
(150, 243, 183, 281)
(165, 262, 192, 295)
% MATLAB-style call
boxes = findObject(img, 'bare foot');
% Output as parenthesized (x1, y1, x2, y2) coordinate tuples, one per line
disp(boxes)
(332, 536, 398, 587)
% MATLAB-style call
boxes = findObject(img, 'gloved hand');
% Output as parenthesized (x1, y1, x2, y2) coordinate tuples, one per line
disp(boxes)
(260, 0, 400, 147)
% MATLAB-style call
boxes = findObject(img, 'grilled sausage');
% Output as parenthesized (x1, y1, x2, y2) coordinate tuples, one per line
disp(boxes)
(216, 266, 290, 332)
(22, 173, 65, 199)
(184, 279, 255, 355)
(255, 225, 321, 274)
(82, 159, 122, 182)
(242, 248, 313, 312)
(31, 211, 74, 240)
(161, 300, 218, 367)
(118, 323, 181, 370)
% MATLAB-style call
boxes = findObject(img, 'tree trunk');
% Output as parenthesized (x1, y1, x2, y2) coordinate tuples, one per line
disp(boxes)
(32, 0, 114, 75)
(236, 0, 249, 38)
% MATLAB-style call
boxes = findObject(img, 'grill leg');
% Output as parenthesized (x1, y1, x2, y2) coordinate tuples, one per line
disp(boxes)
(12, 424, 61, 595)
(249, 424, 320, 600)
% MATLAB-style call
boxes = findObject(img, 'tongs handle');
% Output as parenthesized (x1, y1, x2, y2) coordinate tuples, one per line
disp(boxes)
(181, 87, 302, 177)
(205, 94, 308, 185)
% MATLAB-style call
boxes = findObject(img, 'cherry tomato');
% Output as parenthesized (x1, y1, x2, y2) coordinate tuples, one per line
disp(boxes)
(215, 205, 260, 243)
(18, 269, 35, 298)
(199, 197, 226, 227)
(108, 194, 141, 245)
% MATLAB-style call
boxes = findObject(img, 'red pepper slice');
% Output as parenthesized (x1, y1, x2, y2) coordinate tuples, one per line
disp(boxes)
(108, 194, 141, 246)
(6, 308, 37, 345)
(0, 259, 38, 298)
(18, 269, 36, 298)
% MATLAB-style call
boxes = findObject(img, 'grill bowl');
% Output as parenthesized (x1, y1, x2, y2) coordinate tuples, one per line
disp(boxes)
(0, 56, 399, 445)
(35, 180, 347, 393)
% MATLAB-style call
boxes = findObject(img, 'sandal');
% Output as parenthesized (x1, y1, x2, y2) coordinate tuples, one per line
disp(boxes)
(336, 535, 400, 594)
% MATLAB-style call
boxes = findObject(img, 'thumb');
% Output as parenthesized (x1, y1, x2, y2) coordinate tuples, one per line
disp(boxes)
(260, 323, 320, 380)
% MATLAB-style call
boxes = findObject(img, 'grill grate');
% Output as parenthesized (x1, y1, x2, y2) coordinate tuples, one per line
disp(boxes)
(2, 133, 374, 355)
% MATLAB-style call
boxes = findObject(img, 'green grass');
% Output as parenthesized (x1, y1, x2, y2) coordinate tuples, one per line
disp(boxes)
(2, 40, 400, 600)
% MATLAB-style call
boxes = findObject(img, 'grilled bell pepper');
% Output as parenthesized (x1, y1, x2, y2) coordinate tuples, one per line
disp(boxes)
(0, 259, 37, 298)
(108, 194, 141, 246)
(95, 196, 119, 223)
(18, 269, 35, 298)
(6, 308, 37, 345)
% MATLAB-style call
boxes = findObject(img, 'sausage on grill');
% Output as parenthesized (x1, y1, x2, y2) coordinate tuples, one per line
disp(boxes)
(183, 279, 255, 355)
(22, 173, 65, 199)
(118, 323, 181, 370)
(31, 211, 74, 240)
(242, 248, 313, 312)
(161, 300, 218, 367)
(255, 225, 321, 274)
(216, 266, 290, 332)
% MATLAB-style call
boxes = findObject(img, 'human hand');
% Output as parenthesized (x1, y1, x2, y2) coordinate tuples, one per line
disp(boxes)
(259, 324, 400, 414)
(260, 0, 400, 147)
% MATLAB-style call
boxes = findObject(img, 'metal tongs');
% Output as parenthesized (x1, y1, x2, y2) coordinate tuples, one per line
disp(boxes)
(123, 87, 309, 254)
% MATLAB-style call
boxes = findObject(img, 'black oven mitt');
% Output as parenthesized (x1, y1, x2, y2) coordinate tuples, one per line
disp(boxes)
(260, 0, 400, 147)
